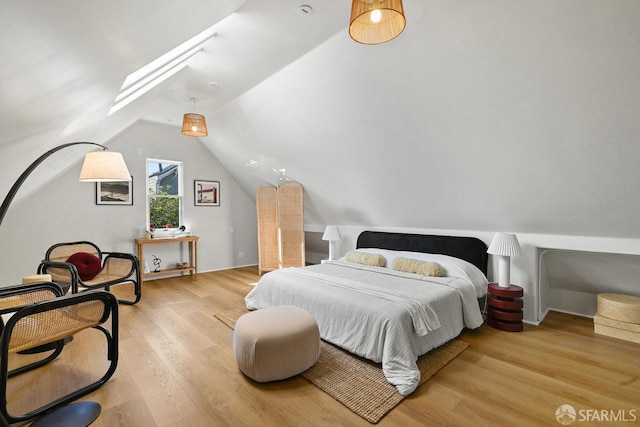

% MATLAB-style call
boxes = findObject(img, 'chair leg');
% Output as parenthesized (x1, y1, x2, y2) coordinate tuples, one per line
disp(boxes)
(116, 280, 142, 305)
(117, 258, 142, 305)
(9, 341, 64, 378)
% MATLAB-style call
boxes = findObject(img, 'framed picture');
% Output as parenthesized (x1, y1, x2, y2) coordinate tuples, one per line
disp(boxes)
(96, 178, 133, 205)
(194, 180, 220, 206)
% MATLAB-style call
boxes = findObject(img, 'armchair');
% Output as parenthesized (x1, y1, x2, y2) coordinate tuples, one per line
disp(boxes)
(38, 241, 141, 305)
(0, 282, 118, 425)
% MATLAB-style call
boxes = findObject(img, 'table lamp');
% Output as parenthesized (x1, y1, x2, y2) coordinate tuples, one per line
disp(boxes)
(487, 232, 522, 288)
(322, 226, 342, 261)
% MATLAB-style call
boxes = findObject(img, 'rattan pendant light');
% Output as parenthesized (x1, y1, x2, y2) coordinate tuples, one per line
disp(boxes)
(349, 0, 406, 45)
(182, 98, 208, 137)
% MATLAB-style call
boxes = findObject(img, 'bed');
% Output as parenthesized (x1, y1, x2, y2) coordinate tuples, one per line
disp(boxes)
(245, 231, 489, 395)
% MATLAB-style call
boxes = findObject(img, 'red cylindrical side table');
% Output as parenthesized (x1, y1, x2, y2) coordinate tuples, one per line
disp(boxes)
(487, 283, 524, 332)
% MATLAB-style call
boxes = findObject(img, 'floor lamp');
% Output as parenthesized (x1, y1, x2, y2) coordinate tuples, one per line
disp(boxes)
(0, 142, 131, 427)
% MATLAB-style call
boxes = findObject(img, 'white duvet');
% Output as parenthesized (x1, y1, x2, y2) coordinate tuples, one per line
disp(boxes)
(245, 256, 486, 395)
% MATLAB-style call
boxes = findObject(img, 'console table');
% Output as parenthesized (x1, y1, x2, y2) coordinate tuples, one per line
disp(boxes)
(135, 236, 199, 280)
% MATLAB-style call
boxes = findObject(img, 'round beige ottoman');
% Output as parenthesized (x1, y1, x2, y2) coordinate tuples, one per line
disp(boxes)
(233, 305, 320, 382)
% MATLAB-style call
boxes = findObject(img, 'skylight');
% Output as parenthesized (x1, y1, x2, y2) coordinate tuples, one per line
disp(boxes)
(108, 26, 218, 116)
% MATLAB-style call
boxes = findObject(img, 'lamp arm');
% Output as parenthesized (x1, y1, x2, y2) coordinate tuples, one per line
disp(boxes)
(0, 142, 107, 228)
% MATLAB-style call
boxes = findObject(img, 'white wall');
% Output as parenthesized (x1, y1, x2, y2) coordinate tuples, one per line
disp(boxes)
(205, 0, 640, 241)
(0, 120, 257, 286)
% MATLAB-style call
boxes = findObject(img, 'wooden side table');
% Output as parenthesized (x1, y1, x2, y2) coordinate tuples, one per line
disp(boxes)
(135, 236, 199, 281)
(487, 283, 523, 332)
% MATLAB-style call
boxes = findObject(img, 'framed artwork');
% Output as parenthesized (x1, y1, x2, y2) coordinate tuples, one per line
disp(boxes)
(96, 178, 133, 205)
(194, 180, 220, 206)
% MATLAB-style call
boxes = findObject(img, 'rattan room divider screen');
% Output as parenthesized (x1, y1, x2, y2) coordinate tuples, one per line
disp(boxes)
(257, 183, 305, 274)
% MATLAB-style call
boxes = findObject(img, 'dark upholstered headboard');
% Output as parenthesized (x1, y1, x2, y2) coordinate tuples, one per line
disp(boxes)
(356, 231, 488, 275)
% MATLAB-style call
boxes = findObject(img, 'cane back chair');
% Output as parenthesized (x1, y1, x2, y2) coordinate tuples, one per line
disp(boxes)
(38, 241, 141, 305)
(0, 282, 118, 425)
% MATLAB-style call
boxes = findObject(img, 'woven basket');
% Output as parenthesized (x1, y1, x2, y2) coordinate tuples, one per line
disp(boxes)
(594, 314, 640, 344)
(594, 313, 640, 332)
(597, 293, 640, 324)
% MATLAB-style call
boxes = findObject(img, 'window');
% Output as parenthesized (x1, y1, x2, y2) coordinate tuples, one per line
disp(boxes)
(108, 25, 218, 116)
(146, 159, 183, 230)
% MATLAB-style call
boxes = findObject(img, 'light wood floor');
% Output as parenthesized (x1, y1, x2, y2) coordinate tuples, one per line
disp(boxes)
(8, 266, 640, 426)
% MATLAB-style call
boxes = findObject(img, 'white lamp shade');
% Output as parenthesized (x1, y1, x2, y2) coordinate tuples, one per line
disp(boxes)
(323, 226, 341, 262)
(487, 233, 522, 257)
(322, 226, 342, 241)
(79, 151, 132, 182)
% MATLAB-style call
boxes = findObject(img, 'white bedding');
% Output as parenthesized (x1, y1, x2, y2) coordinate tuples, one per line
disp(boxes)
(245, 254, 487, 396)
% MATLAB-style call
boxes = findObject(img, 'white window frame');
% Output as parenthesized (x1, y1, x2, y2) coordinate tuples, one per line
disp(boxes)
(146, 158, 184, 231)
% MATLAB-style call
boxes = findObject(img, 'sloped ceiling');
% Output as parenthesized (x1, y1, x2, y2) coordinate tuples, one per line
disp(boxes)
(2, 0, 640, 239)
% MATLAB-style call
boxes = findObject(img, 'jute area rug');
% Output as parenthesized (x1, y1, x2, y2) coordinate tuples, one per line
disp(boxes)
(215, 308, 468, 424)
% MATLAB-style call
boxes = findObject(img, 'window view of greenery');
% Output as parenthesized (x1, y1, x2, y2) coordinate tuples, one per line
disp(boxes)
(147, 160, 182, 229)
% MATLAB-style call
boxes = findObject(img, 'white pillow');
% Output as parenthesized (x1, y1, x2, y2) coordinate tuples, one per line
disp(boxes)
(352, 248, 488, 295)
(344, 250, 386, 267)
(392, 257, 445, 277)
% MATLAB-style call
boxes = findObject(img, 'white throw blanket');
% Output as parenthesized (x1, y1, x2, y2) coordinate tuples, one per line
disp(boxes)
(284, 268, 442, 336)
(325, 259, 485, 330)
